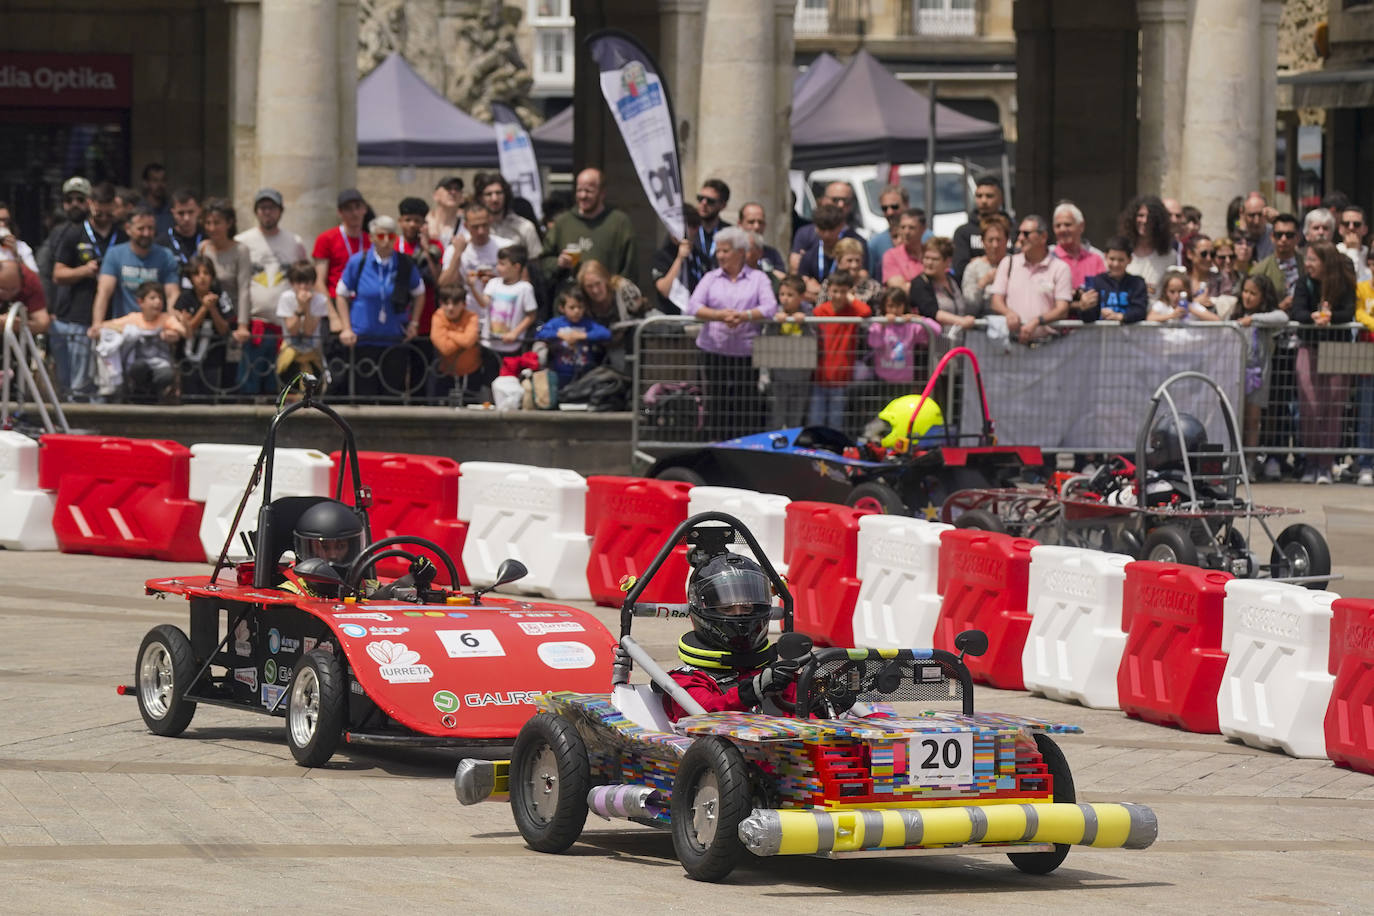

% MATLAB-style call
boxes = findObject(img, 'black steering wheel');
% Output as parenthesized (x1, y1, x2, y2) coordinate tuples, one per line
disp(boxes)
(342, 535, 462, 597)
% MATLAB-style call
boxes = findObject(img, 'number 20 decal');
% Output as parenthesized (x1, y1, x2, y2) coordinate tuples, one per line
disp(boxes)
(919, 737, 964, 770)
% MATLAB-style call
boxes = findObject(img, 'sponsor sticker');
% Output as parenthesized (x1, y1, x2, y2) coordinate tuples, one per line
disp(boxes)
(365, 640, 433, 684)
(303, 637, 318, 652)
(436, 629, 505, 658)
(268, 628, 281, 654)
(433, 690, 460, 714)
(261, 683, 287, 710)
(517, 621, 585, 636)
(350, 680, 365, 695)
(368, 626, 409, 636)
(339, 623, 368, 639)
(279, 636, 301, 653)
(447, 612, 468, 619)
(537, 641, 597, 670)
(264, 658, 278, 684)
(278, 665, 292, 685)
(233, 667, 257, 690)
(335, 612, 393, 622)
(462, 690, 539, 708)
(234, 621, 252, 657)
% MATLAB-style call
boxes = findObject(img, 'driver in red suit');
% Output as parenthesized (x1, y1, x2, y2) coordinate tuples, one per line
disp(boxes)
(663, 553, 800, 721)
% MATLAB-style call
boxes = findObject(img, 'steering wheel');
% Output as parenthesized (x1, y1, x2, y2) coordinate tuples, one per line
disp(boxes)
(770, 659, 869, 718)
(342, 535, 462, 598)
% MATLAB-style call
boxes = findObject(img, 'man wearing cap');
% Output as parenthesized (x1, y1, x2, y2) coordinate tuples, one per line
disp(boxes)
(236, 188, 308, 395)
(334, 215, 424, 397)
(313, 189, 371, 330)
(34, 177, 94, 309)
(427, 177, 465, 250)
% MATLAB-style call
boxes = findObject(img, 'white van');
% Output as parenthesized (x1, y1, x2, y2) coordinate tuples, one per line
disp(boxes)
(798, 163, 979, 240)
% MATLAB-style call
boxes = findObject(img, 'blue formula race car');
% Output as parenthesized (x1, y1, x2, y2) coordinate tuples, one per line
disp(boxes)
(455, 512, 1157, 882)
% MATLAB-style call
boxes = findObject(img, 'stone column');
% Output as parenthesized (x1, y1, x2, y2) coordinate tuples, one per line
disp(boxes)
(1179, 0, 1261, 237)
(1257, 0, 1283, 205)
(695, 2, 782, 244)
(257, 0, 341, 237)
(658, 0, 705, 197)
(336, 0, 359, 193)
(771, 0, 795, 254)
(226, 0, 261, 222)
(1137, 0, 1189, 199)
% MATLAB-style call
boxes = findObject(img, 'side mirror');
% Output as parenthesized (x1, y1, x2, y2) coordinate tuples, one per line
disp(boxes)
(954, 629, 988, 659)
(776, 631, 813, 661)
(473, 558, 528, 601)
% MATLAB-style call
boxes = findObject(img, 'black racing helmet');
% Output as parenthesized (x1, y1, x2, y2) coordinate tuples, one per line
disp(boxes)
(1146, 412, 1207, 469)
(686, 553, 773, 655)
(293, 499, 365, 577)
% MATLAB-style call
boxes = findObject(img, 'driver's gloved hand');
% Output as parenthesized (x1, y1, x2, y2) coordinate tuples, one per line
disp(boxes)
(739, 657, 801, 708)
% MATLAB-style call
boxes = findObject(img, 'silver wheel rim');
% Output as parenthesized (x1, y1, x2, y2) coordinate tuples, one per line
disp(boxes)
(1285, 544, 1311, 577)
(289, 666, 320, 749)
(689, 771, 721, 848)
(138, 642, 175, 718)
(526, 744, 560, 824)
(1149, 544, 1179, 563)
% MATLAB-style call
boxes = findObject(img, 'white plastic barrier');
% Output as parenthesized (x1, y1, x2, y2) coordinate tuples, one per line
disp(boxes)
(685, 486, 790, 573)
(455, 462, 535, 521)
(851, 515, 950, 648)
(189, 443, 331, 562)
(1021, 545, 1132, 709)
(1218, 579, 1338, 758)
(460, 465, 590, 599)
(0, 431, 56, 550)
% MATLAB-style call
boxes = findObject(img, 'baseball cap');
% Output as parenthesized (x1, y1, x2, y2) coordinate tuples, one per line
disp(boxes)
(62, 177, 93, 197)
(435, 176, 464, 191)
(337, 188, 365, 208)
(253, 187, 284, 207)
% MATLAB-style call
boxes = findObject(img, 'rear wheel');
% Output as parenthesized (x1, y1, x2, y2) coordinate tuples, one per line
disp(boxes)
(654, 466, 706, 486)
(1143, 525, 1198, 566)
(953, 509, 1006, 533)
(510, 713, 591, 853)
(1271, 523, 1331, 588)
(671, 737, 752, 882)
(285, 649, 347, 767)
(846, 480, 906, 515)
(1008, 733, 1076, 875)
(136, 625, 198, 737)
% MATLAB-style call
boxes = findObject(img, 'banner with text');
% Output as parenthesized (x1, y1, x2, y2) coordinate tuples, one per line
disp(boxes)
(491, 101, 544, 221)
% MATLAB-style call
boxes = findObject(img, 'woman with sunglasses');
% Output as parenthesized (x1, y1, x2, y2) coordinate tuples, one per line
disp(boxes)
(333, 215, 426, 399)
(1291, 242, 1357, 484)
(1213, 237, 1244, 296)
(1183, 235, 1220, 313)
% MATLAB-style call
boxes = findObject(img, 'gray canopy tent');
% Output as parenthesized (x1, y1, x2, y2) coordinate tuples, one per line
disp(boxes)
(792, 52, 843, 123)
(357, 53, 498, 166)
(531, 105, 573, 171)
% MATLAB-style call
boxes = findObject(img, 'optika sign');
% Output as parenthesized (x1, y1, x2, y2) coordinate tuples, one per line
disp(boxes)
(0, 54, 132, 108)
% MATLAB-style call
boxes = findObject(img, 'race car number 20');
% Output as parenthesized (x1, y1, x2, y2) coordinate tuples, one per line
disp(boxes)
(908, 733, 973, 787)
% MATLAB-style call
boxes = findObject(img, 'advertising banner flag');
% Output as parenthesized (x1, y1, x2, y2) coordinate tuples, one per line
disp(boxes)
(586, 30, 685, 241)
(491, 101, 544, 220)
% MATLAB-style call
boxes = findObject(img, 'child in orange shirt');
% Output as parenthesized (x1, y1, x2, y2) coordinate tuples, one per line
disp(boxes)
(808, 269, 870, 430)
(429, 283, 489, 402)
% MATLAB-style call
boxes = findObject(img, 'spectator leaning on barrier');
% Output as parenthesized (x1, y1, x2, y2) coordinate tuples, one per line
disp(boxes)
(685, 225, 778, 438)
(430, 282, 492, 400)
(880, 208, 927, 286)
(1234, 274, 1289, 463)
(1338, 206, 1370, 285)
(0, 259, 50, 335)
(961, 213, 1011, 316)
(50, 182, 124, 400)
(1080, 236, 1148, 323)
(952, 175, 1005, 283)
(1353, 258, 1374, 486)
(990, 215, 1072, 344)
(539, 168, 637, 291)
(276, 259, 331, 386)
(98, 281, 183, 402)
(790, 181, 867, 272)
(173, 255, 235, 395)
(156, 189, 203, 267)
(909, 236, 974, 333)
(334, 215, 425, 398)
(761, 274, 813, 429)
(89, 206, 181, 331)
(235, 189, 309, 396)
(1291, 241, 1357, 485)
(536, 288, 611, 386)
(470, 243, 538, 356)
(809, 269, 870, 429)
(198, 198, 251, 329)
(867, 184, 909, 281)
(1183, 235, 1223, 314)
(1253, 213, 1300, 309)
(1121, 195, 1175, 296)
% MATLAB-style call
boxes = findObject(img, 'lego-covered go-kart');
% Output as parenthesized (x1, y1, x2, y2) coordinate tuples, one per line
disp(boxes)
(122, 377, 616, 766)
(646, 347, 1041, 517)
(941, 371, 1334, 587)
(454, 512, 1157, 882)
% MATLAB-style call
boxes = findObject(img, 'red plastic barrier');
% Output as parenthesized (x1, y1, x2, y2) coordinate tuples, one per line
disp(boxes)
(38, 434, 204, 561)
(784, 502, 871, 647)
(1116, 562, 1231, 733)
(932, 528, 1036, 689)
(585, 476, 693, 607)
(1325, 598, 1374, 774)
(330, 451, 468, 585)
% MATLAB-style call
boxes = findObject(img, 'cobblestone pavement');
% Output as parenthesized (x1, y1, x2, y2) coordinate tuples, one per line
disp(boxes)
(1, 484, 1372, 914)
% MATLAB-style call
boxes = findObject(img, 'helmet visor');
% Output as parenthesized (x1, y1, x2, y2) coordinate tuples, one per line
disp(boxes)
(294, 531, 365, 567)
(692, 564, 772, 612)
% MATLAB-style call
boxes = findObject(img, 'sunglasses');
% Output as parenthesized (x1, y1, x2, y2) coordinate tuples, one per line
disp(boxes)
(1017, 229, 1040, 237)
(1214, 253, 1235, 262)
(1343, 220, 1364, 228)
(1195, 249, 1214, 257)
(372, 231, 396, 240)
(881, 203, 903, 213)
(1273, 230, 1297, 239)
(696, 195, 721, 206)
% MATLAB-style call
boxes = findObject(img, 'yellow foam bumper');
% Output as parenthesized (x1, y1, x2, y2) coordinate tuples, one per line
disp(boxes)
(738, 803, 1157, 857)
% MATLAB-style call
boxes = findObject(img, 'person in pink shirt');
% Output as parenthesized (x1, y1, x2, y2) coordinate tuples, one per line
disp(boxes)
(881, 209, 927, 285)
(1051, 201, 1106, 290)
(990, 215, 1073, 344)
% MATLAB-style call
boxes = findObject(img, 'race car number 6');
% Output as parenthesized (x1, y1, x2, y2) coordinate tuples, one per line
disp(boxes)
(909, 733, 973, 786)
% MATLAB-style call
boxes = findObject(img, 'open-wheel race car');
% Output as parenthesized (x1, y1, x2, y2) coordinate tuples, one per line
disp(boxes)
(454, 512, 1157, 882)
(941, 371, 1333, 586)
(122, 376, 616, 766)
(646, 347, 1041, 518)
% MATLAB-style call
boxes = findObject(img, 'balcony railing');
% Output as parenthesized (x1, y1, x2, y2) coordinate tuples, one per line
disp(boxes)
(795, 0, 981, 39)
(915, 6, 977, 37)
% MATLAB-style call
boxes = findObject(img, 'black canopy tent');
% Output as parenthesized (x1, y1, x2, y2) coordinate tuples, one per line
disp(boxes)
(530, 105, 573, 171)
(356, 53, 498, 166)
(792, 52, 843, 123)
(789, 49, 1002, 171)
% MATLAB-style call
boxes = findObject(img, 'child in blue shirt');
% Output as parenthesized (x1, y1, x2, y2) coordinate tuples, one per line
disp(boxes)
(536, 289, 611, 384)
(1079, 236, 1148, 323)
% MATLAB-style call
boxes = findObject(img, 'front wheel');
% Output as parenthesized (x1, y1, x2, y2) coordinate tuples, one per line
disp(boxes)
(953, 508, 1006, 533)
(1142, 524, 1198, 566)
(654, 466, 706, 486)
(136, 625, 198, 737)
(1008, 733, 1076, 875)
(671, 737, 752, 882)
(510, 713, 591, 853)
(846, 480, 906, 515)
(286, 649, 347, 767)
(1271, 523, 1331, 588)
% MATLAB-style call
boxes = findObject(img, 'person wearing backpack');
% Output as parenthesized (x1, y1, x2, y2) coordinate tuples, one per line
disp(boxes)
(333, 215, 424, 399)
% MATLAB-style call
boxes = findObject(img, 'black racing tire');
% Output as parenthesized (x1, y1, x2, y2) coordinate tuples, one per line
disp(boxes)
(135, 624, 198, 737)
(671, 737, 752, 882)
(1271, 523, 1332, 589)
(953, 509, 1006, 534)
(509, 713, 591, 853)
(653, 465, 707, 486)
(846, 480, 907, 515)
(285, 649, 347, 767)
(1008, 733, 1076, 875)
(1143, 524, 1199, 566)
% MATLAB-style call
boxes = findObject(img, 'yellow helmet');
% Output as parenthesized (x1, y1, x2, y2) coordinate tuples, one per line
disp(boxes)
(872, 394, 944, 452)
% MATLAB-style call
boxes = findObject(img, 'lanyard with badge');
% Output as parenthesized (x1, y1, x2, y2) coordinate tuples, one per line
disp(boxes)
(339, 226, 363, 259)
(167, 228, 203, 263)
(373, 251, 394, 325)
(817, 244, 835, 278)
(84, 221, 112, 261)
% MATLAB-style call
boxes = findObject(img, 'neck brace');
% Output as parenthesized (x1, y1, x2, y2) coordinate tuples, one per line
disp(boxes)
(678, 630, 774, 671)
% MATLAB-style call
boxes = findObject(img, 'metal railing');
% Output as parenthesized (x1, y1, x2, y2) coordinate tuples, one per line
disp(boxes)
(2, 305, 68, 433)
